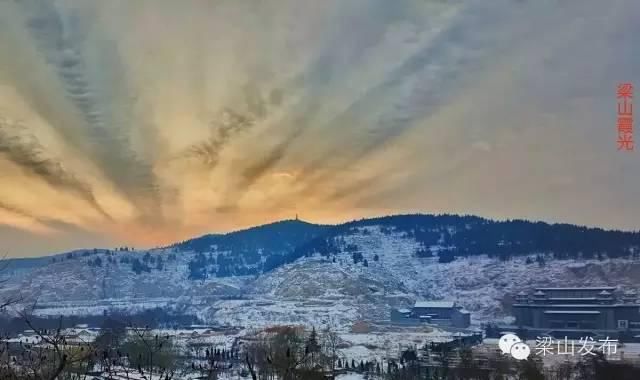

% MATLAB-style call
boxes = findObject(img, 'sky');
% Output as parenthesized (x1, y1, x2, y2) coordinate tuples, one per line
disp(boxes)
(0, 0, 638, 258)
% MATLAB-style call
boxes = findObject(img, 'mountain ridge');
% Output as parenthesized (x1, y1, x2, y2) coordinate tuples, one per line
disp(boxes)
(4, 213, 639, 265)
(2, 214, 640, 325)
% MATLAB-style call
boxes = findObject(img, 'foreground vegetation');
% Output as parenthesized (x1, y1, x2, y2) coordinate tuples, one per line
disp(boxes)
(2, 315, 640, 380)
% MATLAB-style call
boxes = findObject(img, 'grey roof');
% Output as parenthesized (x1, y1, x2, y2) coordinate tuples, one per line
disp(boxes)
(544, 310, 601, 315)
(414, 301, 455, 309)
(536, 287, 616, 291)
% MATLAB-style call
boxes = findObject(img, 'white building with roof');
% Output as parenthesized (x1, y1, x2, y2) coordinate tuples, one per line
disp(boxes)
(390, 300, 471, 328)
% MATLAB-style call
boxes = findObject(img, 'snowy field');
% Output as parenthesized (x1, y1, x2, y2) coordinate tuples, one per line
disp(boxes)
(336, 374, 366, 380)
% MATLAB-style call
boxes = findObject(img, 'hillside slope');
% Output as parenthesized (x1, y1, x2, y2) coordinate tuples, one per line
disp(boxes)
(2, 215, 639, 326)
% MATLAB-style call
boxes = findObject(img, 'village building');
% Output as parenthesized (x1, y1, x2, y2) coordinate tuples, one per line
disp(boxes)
(512, 287, 640, 339)
(391, 300, 471, 328)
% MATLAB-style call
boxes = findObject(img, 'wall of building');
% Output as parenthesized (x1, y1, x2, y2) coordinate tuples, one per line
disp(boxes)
(514, 305, 640, 330)
(412, 307, 454, 319)
(451, 309, 471, 328)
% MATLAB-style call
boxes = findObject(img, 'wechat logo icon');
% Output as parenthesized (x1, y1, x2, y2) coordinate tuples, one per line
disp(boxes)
(499, 333, 531, 360)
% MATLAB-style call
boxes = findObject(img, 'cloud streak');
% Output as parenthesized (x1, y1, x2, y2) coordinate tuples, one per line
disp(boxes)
(15, 0, 161, 215)
(0, 115, 110, 219)
(0, 0, 638, 256)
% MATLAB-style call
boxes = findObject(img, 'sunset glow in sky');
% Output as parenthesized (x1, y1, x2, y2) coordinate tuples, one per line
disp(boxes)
(0, 0, 638, 257)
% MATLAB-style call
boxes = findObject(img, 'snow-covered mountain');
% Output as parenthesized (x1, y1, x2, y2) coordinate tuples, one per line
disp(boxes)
(2, 215, 640, 328)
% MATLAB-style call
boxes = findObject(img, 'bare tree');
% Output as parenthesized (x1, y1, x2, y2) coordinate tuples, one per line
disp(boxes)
(243, 326, 331, 380)
(189, 344, 233, 380)
(0, 311, 99, 380)
(321, 326, 343, 379)
(125, 325, 177, 380)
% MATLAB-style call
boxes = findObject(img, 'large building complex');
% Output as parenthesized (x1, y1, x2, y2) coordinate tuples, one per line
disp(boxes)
(512, 287, 640, 338)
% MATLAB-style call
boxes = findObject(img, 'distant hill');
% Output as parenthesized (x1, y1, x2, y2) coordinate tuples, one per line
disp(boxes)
(4, 214, 639, 279)
(293, 214, 640, 263)
(1, 256, 51, 275)
(171, 219, 330, 278)
(167, 214, 640, 280)
(173, 219, 327, 252)
(2, 214, 640, 323)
